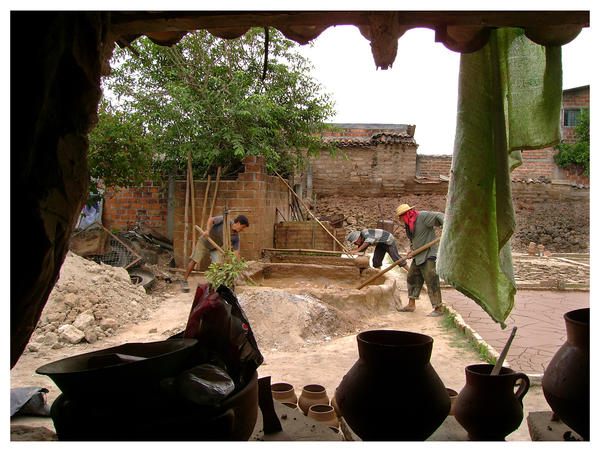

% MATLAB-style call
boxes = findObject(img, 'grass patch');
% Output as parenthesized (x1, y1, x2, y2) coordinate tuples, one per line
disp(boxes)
(441, 311, 497, 365)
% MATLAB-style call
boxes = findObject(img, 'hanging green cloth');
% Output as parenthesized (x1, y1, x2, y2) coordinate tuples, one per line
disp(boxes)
(437, 28, 562, 328)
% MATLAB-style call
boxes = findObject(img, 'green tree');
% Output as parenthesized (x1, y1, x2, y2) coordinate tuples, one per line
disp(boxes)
(554, 109, 590, 176)
(87, 100, 157, 197)
(103, 28, 337, 180)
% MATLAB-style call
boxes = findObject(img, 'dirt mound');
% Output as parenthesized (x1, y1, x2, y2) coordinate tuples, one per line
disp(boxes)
(237, 287, 359, 352)
(25, 252, 162, 354)
(315, 194, 589, 253)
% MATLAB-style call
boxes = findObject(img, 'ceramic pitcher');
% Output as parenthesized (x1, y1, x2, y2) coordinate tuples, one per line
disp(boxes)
(454, 364, 530, 440)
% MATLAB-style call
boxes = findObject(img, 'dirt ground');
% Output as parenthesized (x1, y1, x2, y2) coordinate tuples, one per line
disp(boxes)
(11, 252, 584, 441)
(10, 193, 590, 441)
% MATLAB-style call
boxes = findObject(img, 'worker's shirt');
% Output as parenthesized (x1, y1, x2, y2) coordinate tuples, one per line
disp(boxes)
(406, 211, 444, 265)
(360, 229, 397, 247)
(201, 216, 241, 251)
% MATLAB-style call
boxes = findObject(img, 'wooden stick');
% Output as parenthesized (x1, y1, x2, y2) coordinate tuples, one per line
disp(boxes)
(356, 238, 441, 290)
(274, 170, 350, 253)
(491, 327, 518, 375)
(262, 248, 348, 255)
(194, 224, 226, 255)
(208, 166, 222, 219)
(200, 174, 211, 226)
(183, 162, 190, 259)
(187, 152, 196, 245)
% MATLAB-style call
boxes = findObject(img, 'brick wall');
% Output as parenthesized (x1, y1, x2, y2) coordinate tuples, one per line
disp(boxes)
(511, 148, 559, 179)
(416, 154, 452, 179)
(308, 144, 417, 196)
(103, 181, 169, 235)
(274, 221, 345, 250)
(561, 85, 589, 143)
(172, 156, 289, 267)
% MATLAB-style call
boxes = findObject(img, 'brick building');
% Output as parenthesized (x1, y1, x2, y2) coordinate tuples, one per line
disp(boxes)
(101, 86, 589, 257)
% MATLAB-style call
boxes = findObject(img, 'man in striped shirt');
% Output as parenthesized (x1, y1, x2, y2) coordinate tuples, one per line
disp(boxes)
(347, 229, 407, 269)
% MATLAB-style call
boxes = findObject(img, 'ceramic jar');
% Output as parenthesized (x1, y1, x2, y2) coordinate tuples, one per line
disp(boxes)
(335, 330, 450, 440)
(298, 384, 329, 415)
(308, 404, 339, 428)
(271, 382, 297, 404)
(542, 307, 589, 440)
(454, 364, 530, 440)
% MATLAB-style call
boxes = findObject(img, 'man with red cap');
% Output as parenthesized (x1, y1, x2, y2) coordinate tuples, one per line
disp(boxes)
(396, 204, 445, 317)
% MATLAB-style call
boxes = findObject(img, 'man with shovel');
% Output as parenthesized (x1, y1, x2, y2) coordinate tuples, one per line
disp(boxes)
(182, 214, 250, 291)
(396, 204, 445, 317)
(346, 229, 407, 270)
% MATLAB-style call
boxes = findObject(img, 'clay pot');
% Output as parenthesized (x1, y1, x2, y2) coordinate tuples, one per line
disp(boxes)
(271, 382, 297, 404)
(542, 307, 589, 440)
(335, 330, 450, 440)
(446, 388, 458, 416)
(454, 364, 530, 440)
(282, 402, 298, 410)
(298, 384, 329, 415)
(330, 395, 341, 417)
(308, 404, 339, 428)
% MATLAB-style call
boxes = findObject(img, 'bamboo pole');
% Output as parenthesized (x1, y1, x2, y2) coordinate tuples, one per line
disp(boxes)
(273, 170, 350, 253)
(183, 162, 191, 260)
(195, 225, 226, 255)
(201, 174, 211, 226)
(208, 166, 222, 219)
(356, 238, 441, 290)
(262, 248, 349, 255)
(188, 152, 196, 245)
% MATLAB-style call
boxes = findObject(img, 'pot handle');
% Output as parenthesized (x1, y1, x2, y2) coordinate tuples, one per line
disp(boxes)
(513, 373, 530, 404)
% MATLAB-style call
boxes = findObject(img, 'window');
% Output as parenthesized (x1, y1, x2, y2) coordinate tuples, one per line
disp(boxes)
(563, 108, 588, 127)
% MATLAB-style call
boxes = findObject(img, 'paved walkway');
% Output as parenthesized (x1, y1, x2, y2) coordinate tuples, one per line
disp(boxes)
(442, 288, 589, 375)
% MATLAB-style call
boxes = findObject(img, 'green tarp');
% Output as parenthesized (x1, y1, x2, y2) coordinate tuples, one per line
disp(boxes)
(437, 28, 562, 328)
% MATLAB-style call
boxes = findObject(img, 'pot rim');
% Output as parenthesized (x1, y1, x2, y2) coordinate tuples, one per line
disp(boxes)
(564, 307, 589, 325)
(357, 329, 433, 348)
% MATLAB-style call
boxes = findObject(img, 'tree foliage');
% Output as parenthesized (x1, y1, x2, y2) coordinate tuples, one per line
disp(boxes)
(554, 109, 590, 177)
(87, 99, 157, 196)
(101, 28, 337, 182)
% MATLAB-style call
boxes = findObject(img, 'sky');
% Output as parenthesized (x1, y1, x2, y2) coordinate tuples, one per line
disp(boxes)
(297, 25, 592, 155)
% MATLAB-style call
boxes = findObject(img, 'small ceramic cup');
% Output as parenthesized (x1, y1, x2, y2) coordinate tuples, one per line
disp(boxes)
(271, 382, 298, 404)
(308, 404, 339, 428)
(298, 384, 329, 415)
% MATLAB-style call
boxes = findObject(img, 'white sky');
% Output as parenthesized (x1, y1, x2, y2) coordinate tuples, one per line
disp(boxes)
(298, 25, 592, 155)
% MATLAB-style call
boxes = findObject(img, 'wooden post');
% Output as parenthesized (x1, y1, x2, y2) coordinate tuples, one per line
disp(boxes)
(188, 152, 196, 246)
(209, 166, 222, 219)
(183, 163, 190, 259)
(201, 174, 211, 226)
(356, 238, 440, 290)
(274, 170, 350, 253)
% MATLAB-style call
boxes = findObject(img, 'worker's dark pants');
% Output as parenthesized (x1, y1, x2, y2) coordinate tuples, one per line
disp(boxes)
(407, 258, 442, 308)
(372, 243, 406, 269)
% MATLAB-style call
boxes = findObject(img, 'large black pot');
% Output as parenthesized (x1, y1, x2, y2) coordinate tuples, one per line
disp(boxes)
(335, 330, 450, 440)
(542, 308, 589, 440)
(36, 338, 199, 400)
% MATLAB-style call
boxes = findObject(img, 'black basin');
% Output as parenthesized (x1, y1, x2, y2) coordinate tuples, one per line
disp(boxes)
(36, 338, 198, 399)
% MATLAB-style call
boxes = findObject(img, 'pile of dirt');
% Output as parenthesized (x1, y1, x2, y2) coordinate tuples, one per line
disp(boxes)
(24, 252, 162, 355)
(237, 287, 359, 352)
(315, 194, 589, 253)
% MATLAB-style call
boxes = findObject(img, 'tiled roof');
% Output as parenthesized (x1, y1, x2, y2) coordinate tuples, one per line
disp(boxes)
(323, 132, 417, 148)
